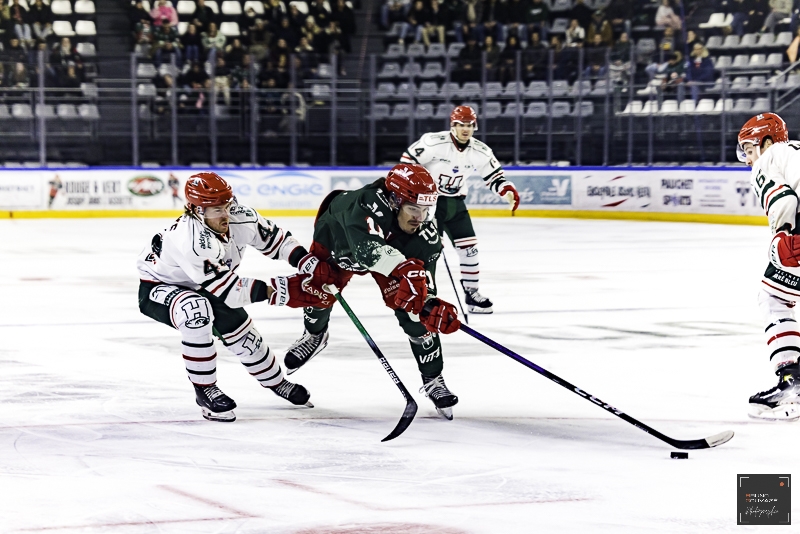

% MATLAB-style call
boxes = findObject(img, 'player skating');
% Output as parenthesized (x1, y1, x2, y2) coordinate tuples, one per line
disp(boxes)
(738, 112, 800, 421)
(400, 105, 520, 314)
(284, 164, 463, 419)
(136, 172, 330, 422)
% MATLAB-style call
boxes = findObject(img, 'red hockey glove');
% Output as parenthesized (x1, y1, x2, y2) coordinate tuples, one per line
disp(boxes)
(420, 298, 461, 334)
(268, 273, 333, 308)
(771, 231, 800, 268)
(298, 253, 338, 292)
(499, 183, 520, 212)
(391, 258, 428, 315)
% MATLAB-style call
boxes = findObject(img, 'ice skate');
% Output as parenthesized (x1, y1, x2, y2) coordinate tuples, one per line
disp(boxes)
(462, 284, 493, 314)
(194, 383, 237, 422)
(420, 374, 458, 420)
(748, 364, 800, 421)
(284, 327, 329, 375)
(270, 378, 314, 407)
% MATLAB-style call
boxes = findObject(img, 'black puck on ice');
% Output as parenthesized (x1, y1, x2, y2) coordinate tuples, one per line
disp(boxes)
(670, 451, 689, 459)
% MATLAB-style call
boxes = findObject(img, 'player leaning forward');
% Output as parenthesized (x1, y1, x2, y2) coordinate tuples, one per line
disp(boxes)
(400, 105, 520, 313)
(285, 164, 463, 419)
(136, 172, 329, 422)
(739, 112, 800, 421)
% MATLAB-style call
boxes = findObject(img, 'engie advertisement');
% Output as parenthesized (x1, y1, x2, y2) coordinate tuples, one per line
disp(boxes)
(0, 167, 761, 217)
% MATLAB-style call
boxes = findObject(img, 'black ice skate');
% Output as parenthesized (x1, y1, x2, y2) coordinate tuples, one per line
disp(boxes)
(462, 284, 493, 314)
(270, 378, 314, 407)
(284, 327, 329, 375)
(194, 383, 237, 422)
(420, 374, 458, 420)
(749, 364, 800, 421)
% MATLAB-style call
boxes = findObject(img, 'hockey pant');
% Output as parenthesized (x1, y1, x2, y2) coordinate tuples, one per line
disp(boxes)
(138, 281, 283, 388)
(435, 195, 480, 292)
(301, 267, 444, 378)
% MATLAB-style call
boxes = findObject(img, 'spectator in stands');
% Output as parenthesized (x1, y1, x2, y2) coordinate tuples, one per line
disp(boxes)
(454, 33, 481, 82)
(762, 0, 792, 33)
(181, 60, 209, 89)
(478, 0, 506, 44)
(10, 60, 28, 87)
(438, 0, 462, 40)
(605, 0, 633, 38)
(280, 81, 306, 132)
(288, 4, 306, 32)
(403, 0, 432, 46)
(264, 0, 288, 25)
(586, 9, 612, 46)
(547, 35, 566, 79)
(426, 0, 446, 45)
(685, 29, 700, 50)
(9, 0, 31, 48)
(498, 33, 521, 83)
(523, 32, 548, 81)
(134, 18, 154, 56)
(660, 26, 676, 51)
(240, 6, 259, 43)
(261, 77, 282, 121)
(225, 37, 245, 68)
(192, 0, 217, 32)
(301, 15, 323, 52)
(229, 53, 252, 89)
(153, 18, 182, 66)
(152, 72, 175, 115)
(731, 0, 753, 37)
(130, 0, 151, 31)
(181, 23, 202, 63)
(202, 21, 227, 55)
(523, 0, 548, 43)
(662, 51, 685, 95)
(586, 33, 608, 64)
(456, 0, 481, 45)
(655, 0, 681, 30)
(271, 37, 291, 68)
(151, 0, 179, 28)
(3, 36, 27, 63)
(786, 26, 800, 62)
(381, 0, 407, 31)
(484, 35, 501, 79)
(213, 54, 231, 105)
(29, 0, 52, 46)
(50, 37, 83, 81)
(565, 19, 585, 47)
(59, 63, 81, 93)
(571, 0, 594, 30)
(248, 18, 271, 60)
(687, 42, 714, 100)
(276, 16, 300, 48)
(0, 0, 11, 46)
(611, 31, 631, 63)
(310, 0, 331, 29)
(0, 62, 6, 90)
(294, 35, 318, 76)
(583, 60, 607, 82)
(331, 0, 356, 54)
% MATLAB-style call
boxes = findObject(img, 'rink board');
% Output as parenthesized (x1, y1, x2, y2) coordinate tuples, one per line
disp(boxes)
(0, 166, 766, 225)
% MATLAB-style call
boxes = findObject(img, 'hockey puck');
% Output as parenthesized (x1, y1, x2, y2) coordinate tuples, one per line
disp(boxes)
(670, 451, 689, 459)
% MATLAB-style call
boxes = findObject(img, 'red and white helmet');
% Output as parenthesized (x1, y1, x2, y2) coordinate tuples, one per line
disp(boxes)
(450, 105, 478, 131)
(185, 172, 233, 208)
(737, 112, 788, 162)
(385, 164, 438, 208)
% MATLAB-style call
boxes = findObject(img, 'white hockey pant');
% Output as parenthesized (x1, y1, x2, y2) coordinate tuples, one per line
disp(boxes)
(759, 288, 800, 374)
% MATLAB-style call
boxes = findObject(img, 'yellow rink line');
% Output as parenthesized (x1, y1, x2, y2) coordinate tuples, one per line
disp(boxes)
(0, 209, 768, 226)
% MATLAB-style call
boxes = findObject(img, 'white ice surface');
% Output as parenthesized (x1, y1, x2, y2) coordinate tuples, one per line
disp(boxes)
(0, 216, 797, 533)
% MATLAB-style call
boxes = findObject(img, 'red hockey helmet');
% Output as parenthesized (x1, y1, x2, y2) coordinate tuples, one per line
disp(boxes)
(737, 112, 788, 162)
(385, 164, 438, 207)
(185, 172, 233, 207)
(450, 105, 478, 130)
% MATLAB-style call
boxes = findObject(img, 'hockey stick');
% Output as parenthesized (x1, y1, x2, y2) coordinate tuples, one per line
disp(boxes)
(457, 323, 734, 450)
(442, 251, 468, 324)
(323, 284, 418, 442)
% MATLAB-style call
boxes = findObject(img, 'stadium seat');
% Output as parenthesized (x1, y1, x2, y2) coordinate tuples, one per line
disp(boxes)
(219, 22, 240, 37)
(407, 43, 425, 58)
(525, 102, 547, 117)
(136, 63, 157, 78)
(400, 62, 422, 77)
(419, 62, 444, 79)
(139, 1, 152, 10)
(550, 101, 570, 117)
(779, 73, 800, 89)
(395, 82, 416, 99)
(748, 75, 767, 91)
(752, 97, 771, 112)
(137, 83, 157, 97)
(311, 84, 331, 100)
(205, 1, 220, 13)
(243, 1, 265, 14)
(729, 76, 749, 92)
(57, 104, 79, 119)
(720, 35, 739, 49)
(415, 103, 434, 118)
(485, 82, 503, 98)
(766, 53, 783, 67)
(52, 20, 75, 36)
(756, 33, 775, 48)
(438, 82, 459, 98)
(548, 0, 573, 12)
(590, 79, 611, 95)
(714, 56, 732, 69)
(370, 103, 390, 119)
(35, 105, 56, 119)
(377, 62, 400, 78)
(706, 35, 724, 50)
(81, 83, 98, 99)
(78, 104, 100, 120)
(176, 1, 195, 14)
(525, 81, 548, 98)
(0, 105, 11, 120)
(573, 101, 593, 117)
(12, 104, 33, 119)
(375, 83, 395, 99)
(748, 54, 766, 67)
(417, 82, 438, 98)
(570, 80, 591, 96)
(699, 13, 731, 28)
(732, 98, 752, 113)
(659, 100, 678, 114)
(620, 100, 642, 114)
(446, 42, 465, 58)
(382, 43, 404, 60)
(775, 32, 793, 47)
(289, 1, 308, 14)
(425, 43, 446, 58)
(76, 42, 96, 57)
(221, 1, 242, 15)
(695, 98, 715, 113)
(75, 20, 96, 36)
(503, 81, 525, 97)
(51, 1, 72, 16)
(484, 101, 502, 118)
(550, 80, 569, 96)
(434, 103, 452, 117)
(731, 55, 749, 69)
(636, 100, 657, 115)
(712, 98, 733, 113)
(503, 102, 521, 116)
(75, 1, 96, 14)
(178, 21, 188, 34)
(738, 34, 758, 48)
(391, 103, 411, 119)
(460, 82, 482, 99)
(679, 99, 696, 113)
(550, 18, 569, 33)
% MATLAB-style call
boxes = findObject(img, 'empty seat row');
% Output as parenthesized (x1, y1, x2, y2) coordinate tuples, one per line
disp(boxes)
(370, 101, 595, 120)
(49, 1, 96, 15)
(374, 80, 614, 100)
(712, 53, 783, 70)
(52, 20, 97, 37)
(0, 103, 99, 120)
(707, 32, 793, 50)
(620, 97, 770, 115)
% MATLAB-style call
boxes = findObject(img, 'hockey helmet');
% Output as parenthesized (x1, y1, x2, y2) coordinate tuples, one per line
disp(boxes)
(385, 164, 438, 209)
(737, 112, 788, 162)
(185, 172, 233, 208)
(450, 105, 478, 131)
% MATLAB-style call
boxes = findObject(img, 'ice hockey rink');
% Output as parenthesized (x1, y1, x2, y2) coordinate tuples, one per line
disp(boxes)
(1, 215, 796, 533)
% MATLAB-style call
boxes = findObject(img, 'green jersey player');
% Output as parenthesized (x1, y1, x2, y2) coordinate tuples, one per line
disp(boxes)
(284, 164, 463, 419)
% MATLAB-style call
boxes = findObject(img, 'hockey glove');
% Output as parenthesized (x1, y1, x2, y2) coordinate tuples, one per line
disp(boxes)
(297, 253, 338, 293)
(268, 273, 333, 308)
(499, 183, 520, 212)
(420, 298, 461, 334)
(391, 258, 428, 315)
(770, 231, 800, 269)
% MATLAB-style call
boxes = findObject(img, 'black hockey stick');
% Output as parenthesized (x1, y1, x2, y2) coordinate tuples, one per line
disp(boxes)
(324, 285, 418, 442)
(442, 251, 468, 324)
(456, 321, 734, 450)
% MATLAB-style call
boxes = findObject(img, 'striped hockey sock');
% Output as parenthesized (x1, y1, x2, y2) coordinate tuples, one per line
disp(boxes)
(182, 335, 217, 386)
(454, 236, 479, 292)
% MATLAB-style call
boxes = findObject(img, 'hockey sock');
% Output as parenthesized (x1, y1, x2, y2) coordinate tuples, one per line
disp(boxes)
(304, 306, 332, 335)
(408, 332, 443, 378)
(453, 237, 479, 292)
(224, 323, 283, 388)
(172, 293, 217, 386)
(766, 318, 800, 374)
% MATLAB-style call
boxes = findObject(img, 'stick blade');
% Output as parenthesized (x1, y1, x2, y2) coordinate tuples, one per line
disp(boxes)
(704, 430, 735, 448)
(381, 398, 418, 442)
(671, 430, 735, 450)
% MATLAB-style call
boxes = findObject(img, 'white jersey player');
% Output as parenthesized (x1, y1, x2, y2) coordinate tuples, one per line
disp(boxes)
(400, 105, 519, 314)
(137, 172, 331, 422)
(738, 112, 800, 421)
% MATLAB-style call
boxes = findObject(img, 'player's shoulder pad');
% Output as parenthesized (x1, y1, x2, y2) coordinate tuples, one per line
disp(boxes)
(229, 202, 258, 222)
(358, 185, 393, 220)
(421, 131, 451, 146)
(470, 138, 494, 158)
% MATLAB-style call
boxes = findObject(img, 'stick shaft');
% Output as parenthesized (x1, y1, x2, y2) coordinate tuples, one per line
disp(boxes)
(442, 251, 468, 324)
